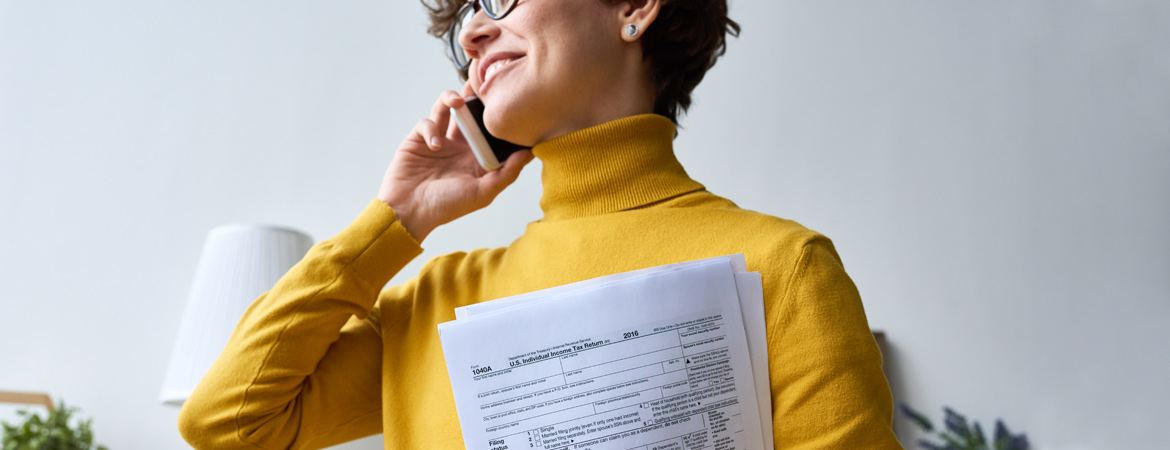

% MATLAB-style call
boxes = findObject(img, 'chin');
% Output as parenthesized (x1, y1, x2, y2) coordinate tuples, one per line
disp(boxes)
(483, 97, 542, 147)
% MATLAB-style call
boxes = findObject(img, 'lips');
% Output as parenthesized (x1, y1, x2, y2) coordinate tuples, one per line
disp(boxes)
(478, 52, 526, 93)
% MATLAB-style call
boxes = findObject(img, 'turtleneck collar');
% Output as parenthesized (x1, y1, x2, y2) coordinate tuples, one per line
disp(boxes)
(530, 114, 705, 221)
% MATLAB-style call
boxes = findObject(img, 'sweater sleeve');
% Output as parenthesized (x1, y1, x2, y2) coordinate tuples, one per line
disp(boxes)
(767, 237, 903, 449)
(177, 198, 424, 450)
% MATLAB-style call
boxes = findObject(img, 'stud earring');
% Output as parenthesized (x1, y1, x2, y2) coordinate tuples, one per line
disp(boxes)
(625, 24, 638, 37)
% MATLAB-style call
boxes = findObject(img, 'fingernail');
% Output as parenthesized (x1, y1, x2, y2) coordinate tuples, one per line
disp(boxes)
(448, 93, 461, 101)
(430, 136, 441, 148)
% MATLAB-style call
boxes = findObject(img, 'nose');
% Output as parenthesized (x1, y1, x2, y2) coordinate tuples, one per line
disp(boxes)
(457, 8, 499, 62)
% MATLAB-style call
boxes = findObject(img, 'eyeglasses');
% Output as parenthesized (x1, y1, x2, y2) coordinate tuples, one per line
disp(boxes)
(446, 0, 519, 72)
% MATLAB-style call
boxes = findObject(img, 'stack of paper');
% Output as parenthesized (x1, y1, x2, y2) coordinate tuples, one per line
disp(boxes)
(438, 254, 773, 450)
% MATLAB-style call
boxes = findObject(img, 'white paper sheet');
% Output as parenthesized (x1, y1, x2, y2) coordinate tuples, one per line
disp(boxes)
(456, 256, 775, 450)
(454, 255, 748, 320)
(438, 257, 768, 450)
(734, 272, 774, 450)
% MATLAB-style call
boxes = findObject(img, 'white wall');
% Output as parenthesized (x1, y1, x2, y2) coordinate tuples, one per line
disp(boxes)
(1, 1, 1165, 449)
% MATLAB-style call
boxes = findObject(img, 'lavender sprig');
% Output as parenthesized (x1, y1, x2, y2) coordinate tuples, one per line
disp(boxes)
(900, 403, 1031, 450)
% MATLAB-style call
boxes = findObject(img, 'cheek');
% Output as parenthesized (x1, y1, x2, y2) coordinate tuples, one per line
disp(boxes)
(552, 14, 619, 74)
(523, 4, 610, 72)
(545, 40, 615, 91)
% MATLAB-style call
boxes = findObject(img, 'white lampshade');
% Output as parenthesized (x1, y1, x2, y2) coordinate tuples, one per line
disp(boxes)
(159, 224, 313, 406)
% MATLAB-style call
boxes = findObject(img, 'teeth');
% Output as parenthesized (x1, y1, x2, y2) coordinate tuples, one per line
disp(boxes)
(485, 58, 512, 81)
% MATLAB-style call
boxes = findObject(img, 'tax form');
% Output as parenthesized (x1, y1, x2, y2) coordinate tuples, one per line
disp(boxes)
(438, 256, 770, 450)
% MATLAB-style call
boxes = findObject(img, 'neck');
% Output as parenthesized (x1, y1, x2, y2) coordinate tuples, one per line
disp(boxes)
(530, 114, 705, 221)
(534, 54, 657, 144)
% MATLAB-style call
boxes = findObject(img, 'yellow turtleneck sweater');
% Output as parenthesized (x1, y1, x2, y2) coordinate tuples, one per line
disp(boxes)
(178, 114, 902, 450)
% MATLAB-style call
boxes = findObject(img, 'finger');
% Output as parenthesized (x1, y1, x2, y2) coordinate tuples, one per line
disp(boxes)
(411, 118, 444, 151)
(478, 150, 534, 197)
(449, 118, 467, 144)
(461, 80, 477, 99)
(430, 90, 466, 139)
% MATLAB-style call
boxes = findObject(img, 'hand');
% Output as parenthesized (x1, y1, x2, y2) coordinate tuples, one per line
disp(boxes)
(377, 84, 535, 243)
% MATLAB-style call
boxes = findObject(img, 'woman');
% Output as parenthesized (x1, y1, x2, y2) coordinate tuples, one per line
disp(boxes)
(177, 0, 902, 448)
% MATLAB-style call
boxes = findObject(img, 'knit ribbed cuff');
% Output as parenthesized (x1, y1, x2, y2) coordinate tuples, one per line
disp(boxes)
(330, 198, 424, 290)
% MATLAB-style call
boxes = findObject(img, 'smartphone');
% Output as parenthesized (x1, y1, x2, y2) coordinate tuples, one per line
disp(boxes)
(450, 96, 527, 171)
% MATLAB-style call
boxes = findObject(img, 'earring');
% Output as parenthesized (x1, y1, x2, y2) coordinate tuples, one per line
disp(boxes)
(625, 24, 638, 37)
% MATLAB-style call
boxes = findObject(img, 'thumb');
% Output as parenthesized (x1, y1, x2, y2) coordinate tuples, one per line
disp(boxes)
(478, 150, 534, 197)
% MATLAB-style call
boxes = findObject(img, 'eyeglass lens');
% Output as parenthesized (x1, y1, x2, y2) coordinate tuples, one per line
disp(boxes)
(482, 0, 515, 16)
(448, 0, 517, 69)
(449, 7, 476, 69)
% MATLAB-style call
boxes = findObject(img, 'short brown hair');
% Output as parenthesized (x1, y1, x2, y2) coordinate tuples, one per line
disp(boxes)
(420, 0, 741, 125)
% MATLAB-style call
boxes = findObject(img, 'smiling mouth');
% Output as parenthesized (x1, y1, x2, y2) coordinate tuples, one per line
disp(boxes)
(482, 56, 525, 93)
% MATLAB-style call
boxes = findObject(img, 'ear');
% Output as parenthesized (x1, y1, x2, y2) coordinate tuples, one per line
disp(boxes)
(616, 0, 661, 43)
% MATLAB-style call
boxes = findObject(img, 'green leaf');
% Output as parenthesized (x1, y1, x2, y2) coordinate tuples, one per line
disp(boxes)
(941, 432, 966, 449)
(0, 398, 108, 450)
(971, 421, 988, 450)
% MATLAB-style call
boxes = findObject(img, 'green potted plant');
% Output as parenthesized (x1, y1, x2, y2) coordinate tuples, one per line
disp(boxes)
(1, 399, 109, 450)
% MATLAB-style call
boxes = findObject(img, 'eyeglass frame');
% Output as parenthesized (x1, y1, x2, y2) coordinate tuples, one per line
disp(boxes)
(446, 0, 520, 72)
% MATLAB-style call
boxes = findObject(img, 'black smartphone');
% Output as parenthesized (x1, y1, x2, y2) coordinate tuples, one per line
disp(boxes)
(451, 96, 527, 171)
